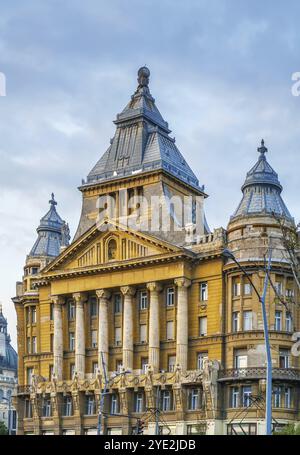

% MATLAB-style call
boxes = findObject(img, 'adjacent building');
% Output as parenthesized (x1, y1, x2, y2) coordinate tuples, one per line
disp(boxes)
(0, 304, 17, 434)
(13, 68, 300, 435)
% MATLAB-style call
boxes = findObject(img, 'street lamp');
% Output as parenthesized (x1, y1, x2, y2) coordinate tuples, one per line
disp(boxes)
(222, 248, 273, 435)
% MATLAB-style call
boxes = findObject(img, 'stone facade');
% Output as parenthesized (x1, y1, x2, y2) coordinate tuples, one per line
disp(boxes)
(13, 69, 300, 435)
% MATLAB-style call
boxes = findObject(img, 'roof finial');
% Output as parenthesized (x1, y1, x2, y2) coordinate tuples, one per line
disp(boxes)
(49, 193, 57, 207)
(257, 139, 268, 158)
(137, 66, 150, 88)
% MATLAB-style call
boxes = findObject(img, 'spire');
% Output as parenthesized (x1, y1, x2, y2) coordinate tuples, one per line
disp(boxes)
(257, 139, 268, 159)
(49, 192, 57, 207)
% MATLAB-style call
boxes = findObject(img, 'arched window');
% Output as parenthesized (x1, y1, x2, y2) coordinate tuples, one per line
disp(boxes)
(6, 389, 12, 399)
(107, 239, 117, 261)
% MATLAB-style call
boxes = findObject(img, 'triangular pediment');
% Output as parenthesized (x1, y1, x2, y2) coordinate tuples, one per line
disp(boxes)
(42, 218, 183, 274)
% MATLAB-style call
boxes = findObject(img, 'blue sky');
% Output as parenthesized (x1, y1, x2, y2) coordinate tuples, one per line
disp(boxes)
(1, 0, 300, 346)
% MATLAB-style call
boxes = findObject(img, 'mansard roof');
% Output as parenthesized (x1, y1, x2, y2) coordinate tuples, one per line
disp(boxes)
(231, 140, 293, 221)
(84, 67, 203, 192)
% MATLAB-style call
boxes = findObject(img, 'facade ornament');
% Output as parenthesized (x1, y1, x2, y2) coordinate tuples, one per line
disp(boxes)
(145, 364, 153, 388)
(71, 371, 79, 391)
(137, 66, 150, 88)
(61, 221, 70, 247)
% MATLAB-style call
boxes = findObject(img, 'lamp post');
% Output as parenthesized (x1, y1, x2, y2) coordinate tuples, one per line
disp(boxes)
(222, 248, 273, 435)
(97, 352, 130, 435)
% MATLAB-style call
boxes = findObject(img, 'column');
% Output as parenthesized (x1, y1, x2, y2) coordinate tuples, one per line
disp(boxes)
(96, 289, 111, 376)
(51, 295, 64, 381)
(147, 282, 162, 373)
(174, 278, 191, 371)
(73, 292, 87, 379)
(120, 286, 136, 371)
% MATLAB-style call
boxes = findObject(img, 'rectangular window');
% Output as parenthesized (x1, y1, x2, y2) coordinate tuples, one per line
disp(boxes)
(286, 288, 295, 298)
(139, 291, 148, 310)
(26, 307, 30, 325)
(50, 303, 54, 321)
(199, 317, 207, 336)
(284, 387, 291, 408)
(279, 349, 290, 368)
(285, 312, 292, 332)
(91, 329, 98, 348)
(141, 358, 148, 373)
(27, 337, 31, 354)
(63, 396, 73, 416)
(166, 321, 174, 340)
(86, 396, 96, 415)
(115, 327, 122, 346)
(25, 399, 32, 418)
(234, 350, 248, 368)
(244, 282, 252, 296)
(90, 298, 97, 317)
(134, 392, 144, 413)
(231, 387, 239, 408)
(69, 332, 75, 351)
(31, 307, 37, 324)
(243, 311, 253, 331)
(116, 359, 123, 373)
(168, 355, 176, 372)
(242, 386, 252, 407)
(70, 363, 75, 380)
(273, 386, 281, 408)
(114, 294, 122, 314)
(27, 367, 34, 385)
(92, 362, 98, 375)
(43, 398, 52, 417)
(166, 287, 175, 307)
(275, 311, 282, 331)
(233, 282, 241, 297)
(275, 281, 283, 296)
(199, 282, 208, 301)
(188, 389, 201, 410)
(32, 336, 37, 353)
(161, 390, 172, 412)
(140, 324, 147, 343)
(68, 301, 76, 320)
(50, 334, 54, 353)
(197, 352, 208, 370)
(111, 394, 119, 415)
(232, 312, 239, 332)
(49, 365, 53, 380)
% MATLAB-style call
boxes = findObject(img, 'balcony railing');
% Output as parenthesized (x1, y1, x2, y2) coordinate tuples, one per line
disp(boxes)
(218, 367, 300, 382)
(17, 385, 32, 394)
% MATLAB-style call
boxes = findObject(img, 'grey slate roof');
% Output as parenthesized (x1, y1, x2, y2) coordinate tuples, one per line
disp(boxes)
(29, 194, 70, 258)
(231, 140, 292, 221)
(85, 67, 203, 191)
(0, 304, 17, 372)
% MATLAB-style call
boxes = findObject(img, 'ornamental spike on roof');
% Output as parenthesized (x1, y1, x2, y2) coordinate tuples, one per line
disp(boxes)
(85, 67, 203, 191)
(29, 194, 70, 258)
(231, 140, 293, 221)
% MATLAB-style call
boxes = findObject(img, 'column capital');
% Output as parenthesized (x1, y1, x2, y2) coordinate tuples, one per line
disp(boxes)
(96, 289, 111, 300)
(72, 292, 88, 304)
(174, 277, 191, 288)
(120, 286, 136, 297)
(51, 295, 65, 306)
(146, 282, 163, 293)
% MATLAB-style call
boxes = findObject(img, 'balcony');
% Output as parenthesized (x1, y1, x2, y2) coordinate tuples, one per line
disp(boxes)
(218, 367, 300, 382)
(17, 385, 32, 395)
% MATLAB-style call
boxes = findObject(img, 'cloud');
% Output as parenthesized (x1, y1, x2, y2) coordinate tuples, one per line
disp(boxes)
(0, 0, 300, 347)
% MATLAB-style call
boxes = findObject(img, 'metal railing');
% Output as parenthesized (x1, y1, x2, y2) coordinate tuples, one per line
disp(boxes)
(218, 367, 300, 382)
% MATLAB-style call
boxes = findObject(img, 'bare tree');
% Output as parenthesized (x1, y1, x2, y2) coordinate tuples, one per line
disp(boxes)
(272, 212, 300, 292)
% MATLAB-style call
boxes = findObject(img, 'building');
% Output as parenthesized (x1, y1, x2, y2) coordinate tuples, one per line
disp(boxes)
(0, 304, 17, 434)
(13, 68, 299, 435)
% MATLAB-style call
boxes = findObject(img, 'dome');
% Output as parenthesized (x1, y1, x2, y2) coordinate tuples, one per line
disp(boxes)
(231, 140, 293, 221)
(0, 305, 17, 373)
(29, 194, 70, 258)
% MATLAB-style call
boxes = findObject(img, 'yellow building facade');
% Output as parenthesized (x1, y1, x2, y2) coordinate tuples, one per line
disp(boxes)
(13, 68, 300, 435)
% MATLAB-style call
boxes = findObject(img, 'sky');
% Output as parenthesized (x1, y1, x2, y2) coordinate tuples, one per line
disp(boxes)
(1, 0, 300, 348)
